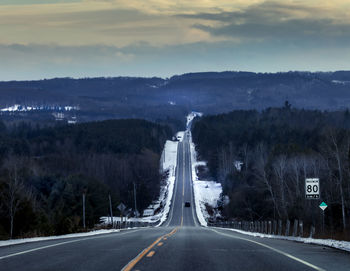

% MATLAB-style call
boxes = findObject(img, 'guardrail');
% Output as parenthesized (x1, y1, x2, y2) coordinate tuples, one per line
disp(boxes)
(208, 219, 316, 238)
(108, 220, 159, 229)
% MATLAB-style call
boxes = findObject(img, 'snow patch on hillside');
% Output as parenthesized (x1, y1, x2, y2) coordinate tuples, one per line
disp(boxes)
(1, 104, 79, 112)
(332, 80, 350, 85)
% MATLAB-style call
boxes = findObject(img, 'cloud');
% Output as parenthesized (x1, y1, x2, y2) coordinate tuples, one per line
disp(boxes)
(1, 0, 349, 47)
(0, 0, 81, 5)
(180, 1, 350, 44)
(0, 0, 349, 80)
(0, 3, 213, 47)
(1, 41, 350, 81)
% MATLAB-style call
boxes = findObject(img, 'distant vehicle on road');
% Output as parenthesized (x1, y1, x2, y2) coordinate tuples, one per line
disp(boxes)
(185, 201, 191, 207)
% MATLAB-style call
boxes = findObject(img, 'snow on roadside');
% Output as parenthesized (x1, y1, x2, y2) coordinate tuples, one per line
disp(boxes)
(2, 126, 180, 246)
(0, 229, 120, 247)
(222, 228, 350, 253)
(186, 111, 203, 128)
(100, 140, 179, 226)
(193, 178, 222, 208)
(187, 113, 222, 227)
(176, 131, 185, 142)
(156, 139, 178, 226)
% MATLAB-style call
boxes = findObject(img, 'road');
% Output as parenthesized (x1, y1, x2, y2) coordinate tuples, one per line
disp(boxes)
(1, 130, 350, 271)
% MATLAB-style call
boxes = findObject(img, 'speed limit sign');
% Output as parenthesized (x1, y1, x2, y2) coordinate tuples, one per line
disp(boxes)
(305, 178, 320, 199)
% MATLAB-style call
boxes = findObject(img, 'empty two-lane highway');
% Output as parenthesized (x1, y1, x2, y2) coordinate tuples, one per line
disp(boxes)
(1, 131, 350, 271)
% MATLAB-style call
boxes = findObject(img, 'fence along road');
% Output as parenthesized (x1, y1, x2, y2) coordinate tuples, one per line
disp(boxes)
(1, 131, 350, 271)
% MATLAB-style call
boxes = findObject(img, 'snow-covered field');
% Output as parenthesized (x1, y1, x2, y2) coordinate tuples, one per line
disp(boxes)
(220, 228, 350, 253)
(193, 178, 222, 208)
(0, 229, 120, 247)
(332, 80, 350, 85)
(1, 104, 79, 112)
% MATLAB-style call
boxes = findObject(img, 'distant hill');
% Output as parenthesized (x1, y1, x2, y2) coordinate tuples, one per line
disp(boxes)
(1, 71, 350, 124)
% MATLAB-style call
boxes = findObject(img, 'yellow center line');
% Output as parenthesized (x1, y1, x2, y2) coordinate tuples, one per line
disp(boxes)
(123, 142, 186, 271)
(146, 251, 155, 257)
(122, 227, 178, 271)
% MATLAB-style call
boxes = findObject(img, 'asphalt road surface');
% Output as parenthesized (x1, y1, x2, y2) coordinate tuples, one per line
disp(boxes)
(1, 131, 350, 271)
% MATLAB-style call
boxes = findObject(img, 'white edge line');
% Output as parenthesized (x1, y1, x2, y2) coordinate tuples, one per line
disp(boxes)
(211, 228, 326, 271)
(0, 229, 142, 260)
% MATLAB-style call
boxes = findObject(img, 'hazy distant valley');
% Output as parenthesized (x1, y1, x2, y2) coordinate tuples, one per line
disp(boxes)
(1, 71, 350, 128)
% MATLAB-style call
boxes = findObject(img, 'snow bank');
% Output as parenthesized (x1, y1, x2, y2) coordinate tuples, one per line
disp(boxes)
(100, 140, 178, 226)
(0, 229, 120, 247)
(187, 113, 222, 227)
(100, 216, 159, 224)
(223, 228, 350, 253)
(162, 140, 178, 171)
(156, 140, 178, 225)
(192, 179, 222, 208)
(176, 131, 185, 142)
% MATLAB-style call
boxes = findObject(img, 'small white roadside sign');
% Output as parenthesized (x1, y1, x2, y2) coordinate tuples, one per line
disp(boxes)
(305, 178, 320, 199)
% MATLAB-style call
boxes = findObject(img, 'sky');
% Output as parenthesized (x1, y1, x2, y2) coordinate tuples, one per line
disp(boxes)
(0, 0, 349, 80)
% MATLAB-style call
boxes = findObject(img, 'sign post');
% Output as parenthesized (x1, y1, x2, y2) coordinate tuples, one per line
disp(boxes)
(319, 202, 327, 235)
(305, 178, 320, 199)
(117, 203, 126, 229)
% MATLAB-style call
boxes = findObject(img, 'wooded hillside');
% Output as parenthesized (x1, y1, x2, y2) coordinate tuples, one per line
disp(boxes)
(0, 119, 171, 239)
(192, 105, 350, 238)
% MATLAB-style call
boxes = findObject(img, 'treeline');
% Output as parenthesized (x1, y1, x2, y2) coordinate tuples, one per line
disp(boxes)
(192, 105, 350, 238)
(0, 119, 171, 239)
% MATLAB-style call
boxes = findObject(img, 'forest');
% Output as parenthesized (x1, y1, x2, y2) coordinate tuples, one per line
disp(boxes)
(0, 119, 171, 239)
(2, 71, 350, 126)
(192, 104, 350, 239)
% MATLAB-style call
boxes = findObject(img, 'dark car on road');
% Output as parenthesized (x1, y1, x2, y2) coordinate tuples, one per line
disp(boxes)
(185, 201, 191, 207)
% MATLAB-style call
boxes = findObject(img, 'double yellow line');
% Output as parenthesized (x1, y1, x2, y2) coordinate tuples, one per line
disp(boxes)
(123, 142, 186, 271)
(122, 227, 179, 271)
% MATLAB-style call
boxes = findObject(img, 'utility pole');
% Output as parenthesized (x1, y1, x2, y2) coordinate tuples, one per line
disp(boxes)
(82, 192, 86, 229)
(134, 182, 138, 217)
(109, 194, 113, 226)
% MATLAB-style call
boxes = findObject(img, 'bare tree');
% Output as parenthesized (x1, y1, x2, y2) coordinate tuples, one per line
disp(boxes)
(323, 130, 348, 230)
(240, 143, 251, 173)
(253, 143, 281, 218)
(290, 157, 301, 198)
(2, 156, 26, 239)
(273, 155, 288, 219)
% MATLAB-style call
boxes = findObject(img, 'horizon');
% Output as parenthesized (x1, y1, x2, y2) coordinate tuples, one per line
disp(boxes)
(1, 69, 349, 82)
